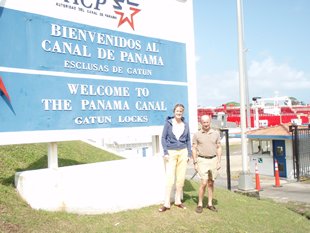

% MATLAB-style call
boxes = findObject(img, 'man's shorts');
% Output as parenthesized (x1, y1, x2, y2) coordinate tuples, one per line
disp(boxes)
(197, 156, 218, 181)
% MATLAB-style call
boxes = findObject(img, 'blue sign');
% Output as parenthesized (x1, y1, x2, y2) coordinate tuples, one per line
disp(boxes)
(0, 72, 188, 131)
(0, 7, 189, 133)
(0, 8, 187, 82)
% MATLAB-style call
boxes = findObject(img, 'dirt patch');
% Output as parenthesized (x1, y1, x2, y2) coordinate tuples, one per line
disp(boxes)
(286, 201, 310, 220)
(0, 221, 21, 233)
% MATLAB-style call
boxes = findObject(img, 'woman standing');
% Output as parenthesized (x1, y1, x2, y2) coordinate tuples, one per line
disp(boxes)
(159, 103, 192, 212)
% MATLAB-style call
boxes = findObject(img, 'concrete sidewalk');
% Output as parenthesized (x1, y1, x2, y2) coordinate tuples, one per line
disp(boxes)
(249, 175, 310, 204)
(186, 163, 310, 205)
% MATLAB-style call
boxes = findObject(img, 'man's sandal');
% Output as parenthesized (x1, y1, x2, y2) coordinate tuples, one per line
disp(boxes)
(195, 206, 203, 213)
(207, 205, 218, 212)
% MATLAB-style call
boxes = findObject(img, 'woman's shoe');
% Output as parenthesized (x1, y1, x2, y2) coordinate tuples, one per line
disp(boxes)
(158, 206, 170, 212)
(175, 203, 186, 209)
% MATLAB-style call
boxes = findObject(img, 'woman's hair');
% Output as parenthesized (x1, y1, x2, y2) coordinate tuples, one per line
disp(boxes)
(173, 103, 185, 112)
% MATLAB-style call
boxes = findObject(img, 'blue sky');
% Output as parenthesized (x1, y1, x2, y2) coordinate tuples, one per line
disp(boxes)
(193, 0, 310, 107)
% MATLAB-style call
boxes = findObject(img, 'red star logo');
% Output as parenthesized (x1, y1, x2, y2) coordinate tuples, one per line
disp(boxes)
(115, 7, 141, 30)
(0, 76, 11, 102)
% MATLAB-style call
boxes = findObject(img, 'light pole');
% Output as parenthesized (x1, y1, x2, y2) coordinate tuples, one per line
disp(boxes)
(236, 0, 254, 190)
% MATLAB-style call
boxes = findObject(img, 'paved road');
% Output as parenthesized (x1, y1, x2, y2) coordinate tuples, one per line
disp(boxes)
(186, 156, 310, 205)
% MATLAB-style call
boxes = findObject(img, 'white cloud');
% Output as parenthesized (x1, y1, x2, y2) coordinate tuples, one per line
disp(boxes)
(248, 57, 310, 100)
(197, 70, 240, 107)
(196, 57, 310, 106)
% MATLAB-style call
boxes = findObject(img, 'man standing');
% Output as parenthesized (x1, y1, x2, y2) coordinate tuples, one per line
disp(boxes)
(192, 115, 222, 213)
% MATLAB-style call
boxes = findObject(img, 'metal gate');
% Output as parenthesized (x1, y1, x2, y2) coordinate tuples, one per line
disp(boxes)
(290, 124, 310, 181)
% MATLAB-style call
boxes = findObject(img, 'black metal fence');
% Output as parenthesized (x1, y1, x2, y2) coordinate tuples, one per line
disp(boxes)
(290, 124, 310, 181)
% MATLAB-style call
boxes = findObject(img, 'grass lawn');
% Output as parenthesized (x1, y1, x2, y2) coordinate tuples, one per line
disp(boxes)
(1, 141, 310, 233)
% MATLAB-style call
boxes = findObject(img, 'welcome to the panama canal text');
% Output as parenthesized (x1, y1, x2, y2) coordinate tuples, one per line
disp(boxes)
(41, 83, 167, 125)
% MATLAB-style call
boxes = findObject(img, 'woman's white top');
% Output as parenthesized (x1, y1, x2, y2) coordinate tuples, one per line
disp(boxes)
(172, 119, 185, 140)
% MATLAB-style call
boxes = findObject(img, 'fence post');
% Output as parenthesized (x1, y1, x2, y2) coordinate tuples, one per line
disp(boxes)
(294, 125, 300, 181)
(221, 129, 231, 190)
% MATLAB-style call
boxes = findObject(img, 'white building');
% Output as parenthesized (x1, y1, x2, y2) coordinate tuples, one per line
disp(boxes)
(247, 124, 295, 180)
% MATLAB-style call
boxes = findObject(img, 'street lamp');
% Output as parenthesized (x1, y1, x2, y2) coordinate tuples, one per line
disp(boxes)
(236, 0, 254, 191)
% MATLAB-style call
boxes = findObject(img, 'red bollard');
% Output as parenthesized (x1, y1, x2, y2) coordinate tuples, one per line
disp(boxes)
(274, 159, 281, 187)
(255, 163, 261, 191)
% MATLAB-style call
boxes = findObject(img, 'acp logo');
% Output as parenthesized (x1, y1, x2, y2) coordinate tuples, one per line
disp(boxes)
(113, 0, 141, 30)
(62, 0, 141, 30)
